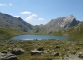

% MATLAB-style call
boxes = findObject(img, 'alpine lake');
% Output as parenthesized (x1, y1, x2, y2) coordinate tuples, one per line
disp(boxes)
(11, 34, 72, 40)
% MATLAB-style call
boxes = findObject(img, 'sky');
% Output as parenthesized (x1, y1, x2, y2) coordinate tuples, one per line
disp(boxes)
(0, 0, 83, 25)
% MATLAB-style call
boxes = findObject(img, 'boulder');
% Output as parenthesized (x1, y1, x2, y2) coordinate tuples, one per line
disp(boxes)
(11, 48, 25, 55)
(36, 46, 44, 51)
(0, 44, 5, 46)
(31, 50, 43, 55)
(63, 54, 81, 60)
(1, 50, 8, 54)
(55, 45, 60, 49)
(76, 52, 83, 58)
(0, 52, 18, 60)
(51, 52, 59, 56)
(31, 46, 44, 55)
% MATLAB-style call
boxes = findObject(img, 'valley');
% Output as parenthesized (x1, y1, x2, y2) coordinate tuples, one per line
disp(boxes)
(0, 12, 83, 60)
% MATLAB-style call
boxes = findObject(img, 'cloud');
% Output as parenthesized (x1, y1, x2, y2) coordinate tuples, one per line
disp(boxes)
(25, 14, 37, 21)
(0, 3, 13, 6)
(25, 16, 33, 22)
(32, 14, 37, 17)
(0, 4, 7, 6)
(38, 18, 44, 20)
(9, 3, 12, 6)
(14, 16, 20, 18)
(21, 11, 31, 14)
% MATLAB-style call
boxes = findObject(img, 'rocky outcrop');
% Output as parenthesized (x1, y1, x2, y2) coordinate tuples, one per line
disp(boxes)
(76, 52, 83, 58)
(0, 52, 18, 60)
(11, 48, 25, 55)
(55, 45, 60, 49)
(31, 46, 44, 55)
(31, 50, 43, 55)
(51, 52, 59, 56)
(36, 46, 44, 51)
(63, 54, 81, 60)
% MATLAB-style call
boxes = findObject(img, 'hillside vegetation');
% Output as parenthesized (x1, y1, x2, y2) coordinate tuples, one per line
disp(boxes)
(67, 23, 83, 40)
(0, 28, 24, 39)
(51, 23, 83, 40)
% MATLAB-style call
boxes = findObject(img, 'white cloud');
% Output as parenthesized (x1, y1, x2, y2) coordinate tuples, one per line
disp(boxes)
(21, 11, 31, 14)
(0, 3, 13, 6)
(25, 14, 37, 21)
(0, 4, 7, 6)
(25, 16, 33, 22)
(32, 14, 37, 17)
(14, 16, 20, 18)
(38, 18, 44, 20)
(9, 3, 12, 6)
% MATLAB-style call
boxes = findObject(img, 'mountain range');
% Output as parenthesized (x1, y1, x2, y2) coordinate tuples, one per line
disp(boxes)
(0, 12, 81, 33)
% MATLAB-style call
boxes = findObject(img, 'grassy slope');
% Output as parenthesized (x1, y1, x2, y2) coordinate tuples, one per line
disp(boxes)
(67, 23, 83, 40)
(0, 28, 24, 40)
(51, 23, 83, 40)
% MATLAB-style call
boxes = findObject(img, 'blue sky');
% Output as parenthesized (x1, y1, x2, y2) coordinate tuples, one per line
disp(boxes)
(0, 0, 83, 25)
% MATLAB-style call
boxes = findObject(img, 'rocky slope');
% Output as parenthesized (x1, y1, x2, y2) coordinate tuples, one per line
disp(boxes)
(0, 12, 33, 32)
(33, 15, 80, 34)
(45, 15, 79, 32)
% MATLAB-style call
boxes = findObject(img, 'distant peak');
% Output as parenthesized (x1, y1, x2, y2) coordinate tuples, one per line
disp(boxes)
(67, 15, 74, 18)
(63, 15, 75, 22)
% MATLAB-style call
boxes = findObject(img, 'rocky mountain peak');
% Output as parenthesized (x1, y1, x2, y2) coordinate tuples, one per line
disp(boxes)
(43, 15, 80, 32)
(63, 15, 75, 22)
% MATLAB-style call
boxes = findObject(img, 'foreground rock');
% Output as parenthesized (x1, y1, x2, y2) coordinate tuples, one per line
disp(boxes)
(51, 52, 59, 56)
(76, 52, 83, 58)
(36, 46, 44, 51)
(31, 46, 44, 55)
(11, 48, 25, 55)
(63, 54, 81, 60)
(0, 52, 18, 60)
(31, 50, 43, 55)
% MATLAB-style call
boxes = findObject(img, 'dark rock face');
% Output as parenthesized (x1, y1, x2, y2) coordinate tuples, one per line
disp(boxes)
(51, 52, 59, 56)
(11, 48, 25, 55)
(36, 46, 44, 51)
(55, 45, 60, 49)
(1, 50, 8, 54)
(0, 52, 18, 60)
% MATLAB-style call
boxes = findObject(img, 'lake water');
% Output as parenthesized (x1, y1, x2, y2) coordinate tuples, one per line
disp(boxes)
(11, 34, 71, 40)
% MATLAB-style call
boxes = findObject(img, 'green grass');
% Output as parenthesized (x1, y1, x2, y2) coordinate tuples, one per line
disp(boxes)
(0, 40, 83, 60)
(51, 23, 83, 40)
(0, 28, 24, 40)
